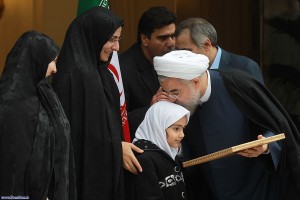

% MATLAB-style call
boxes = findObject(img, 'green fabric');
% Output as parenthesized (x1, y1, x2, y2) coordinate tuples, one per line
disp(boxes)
(77, 0, 109, 16)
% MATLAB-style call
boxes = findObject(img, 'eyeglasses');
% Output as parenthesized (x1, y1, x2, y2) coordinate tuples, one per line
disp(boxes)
(163, 81, 190, 102)
(166, 90, 183, 102)
(108, 37, 122, 45)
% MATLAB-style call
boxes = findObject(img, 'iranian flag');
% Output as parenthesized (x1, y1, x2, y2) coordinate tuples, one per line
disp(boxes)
(77, 0, 131, 142)
(108, 52, 131, 142)
(77, 0, 109, 16)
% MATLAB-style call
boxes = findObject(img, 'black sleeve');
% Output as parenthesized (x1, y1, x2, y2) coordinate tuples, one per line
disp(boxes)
(135, 156, 165, 200)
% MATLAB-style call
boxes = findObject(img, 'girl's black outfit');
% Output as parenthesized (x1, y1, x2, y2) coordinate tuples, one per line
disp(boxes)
(126, 139, 186, 200)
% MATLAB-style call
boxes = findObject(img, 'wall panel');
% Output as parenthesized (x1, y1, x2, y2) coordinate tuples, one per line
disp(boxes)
(0, 0, 34, 72)
(0, 0, 77, 73)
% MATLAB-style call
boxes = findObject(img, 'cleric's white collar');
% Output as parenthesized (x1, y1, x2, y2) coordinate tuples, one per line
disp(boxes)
(200, 70, 211, 103)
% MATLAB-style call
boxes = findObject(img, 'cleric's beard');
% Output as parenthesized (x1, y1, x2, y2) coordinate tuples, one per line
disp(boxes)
(176, 90, 202, 115)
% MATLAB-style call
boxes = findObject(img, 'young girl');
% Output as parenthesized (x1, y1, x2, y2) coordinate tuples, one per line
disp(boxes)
(126, 101, 190, 200)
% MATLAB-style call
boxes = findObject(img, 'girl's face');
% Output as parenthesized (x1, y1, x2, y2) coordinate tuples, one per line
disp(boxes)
(166, 116, 187, 148)
(100, 26, 122, 62)
(45, 57, 57, 77)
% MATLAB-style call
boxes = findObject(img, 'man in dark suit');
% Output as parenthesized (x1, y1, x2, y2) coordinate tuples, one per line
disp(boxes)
(175, 17, 264, 84)
(119, 6, 177, 136)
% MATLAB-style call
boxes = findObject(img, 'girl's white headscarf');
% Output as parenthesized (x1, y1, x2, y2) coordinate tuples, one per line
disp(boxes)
(134, 101, 190, 160)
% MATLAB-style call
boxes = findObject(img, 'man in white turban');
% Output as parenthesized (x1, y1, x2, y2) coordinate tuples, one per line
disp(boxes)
(153, 50, 300, 200)
(153, 50, 209, 113)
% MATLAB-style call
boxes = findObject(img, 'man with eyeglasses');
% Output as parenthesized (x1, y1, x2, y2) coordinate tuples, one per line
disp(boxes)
(175, 17, 264, 84)
(153, 50, 300, 200)
(119, 6, 177, 138)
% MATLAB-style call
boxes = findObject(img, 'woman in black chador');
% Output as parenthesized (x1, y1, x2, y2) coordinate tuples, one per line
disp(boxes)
(52, 7, 125, 200)
(0, 31, 75, 200)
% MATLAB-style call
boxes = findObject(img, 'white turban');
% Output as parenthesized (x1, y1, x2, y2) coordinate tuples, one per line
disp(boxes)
(154, 50, 209, 80)
(134, 101, 190, 160)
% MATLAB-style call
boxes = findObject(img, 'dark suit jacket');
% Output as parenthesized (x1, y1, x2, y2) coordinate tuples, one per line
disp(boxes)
(119, 43, 160, 138)
(219, 48, 264, 84)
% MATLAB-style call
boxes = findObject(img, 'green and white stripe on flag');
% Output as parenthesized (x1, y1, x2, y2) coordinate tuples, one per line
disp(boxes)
(77, 0, 110, 16)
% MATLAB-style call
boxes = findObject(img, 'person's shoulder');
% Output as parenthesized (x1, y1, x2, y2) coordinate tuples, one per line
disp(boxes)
(134, 139, 160, 152)
(134, 140, 163, 162)
(217, 68, 262, 86)
(135, 150, 162, 171)
(223, 49, 259, 67)
(220, 48, 264, 83)
(119, 43, 141, 71)
(119, 43, 140, 59)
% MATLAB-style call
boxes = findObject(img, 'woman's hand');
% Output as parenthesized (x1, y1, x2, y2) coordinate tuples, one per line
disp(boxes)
(122, 142, 144, 174)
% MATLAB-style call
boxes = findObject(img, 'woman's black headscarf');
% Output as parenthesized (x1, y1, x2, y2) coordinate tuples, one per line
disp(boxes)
(0, 31, 74, 199)
(52, 7, 125, 200)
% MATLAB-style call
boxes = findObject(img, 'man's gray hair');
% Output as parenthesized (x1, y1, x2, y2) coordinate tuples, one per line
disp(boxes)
(175, 17, 217, 48)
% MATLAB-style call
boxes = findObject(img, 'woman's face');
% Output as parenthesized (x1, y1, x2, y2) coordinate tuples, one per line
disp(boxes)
(45, 57, 57, 77)
(99, 26, 122, 62)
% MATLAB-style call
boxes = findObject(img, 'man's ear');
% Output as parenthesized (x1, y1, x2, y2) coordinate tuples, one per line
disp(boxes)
(192, 73, 207, 92)
(191, 77, 201, 87)
(203, 39, 212, 51)
(141, 34, 150, 46)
